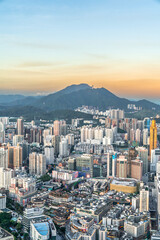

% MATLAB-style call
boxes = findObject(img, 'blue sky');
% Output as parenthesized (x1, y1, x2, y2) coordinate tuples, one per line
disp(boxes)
(0, 0, 160, 98)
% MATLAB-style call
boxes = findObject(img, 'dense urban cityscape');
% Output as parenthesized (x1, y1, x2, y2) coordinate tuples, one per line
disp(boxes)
(0, 107, 159, 239)
(1, 0, 160, 239)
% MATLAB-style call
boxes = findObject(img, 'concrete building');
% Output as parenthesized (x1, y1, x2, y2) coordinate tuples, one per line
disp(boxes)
(150, 120, 157, 155)
(59, 137, 68, 157)
(0, 168, 15, 189)
(137, 147, 148, 175)
(23, 207, 44, 232)
(139, 188, 149, 212)
(9, 176, 37, 206)
(13, 145, 23, 169)
(30, 216, 56, 240)
(151, 149, 160, 172)
(124, 219, 149, 238)
(29, 153, 46, 176)
(131, 158, 143, 181)
(143, 129, 148, 146)
(110, 178, 137, 193)
(0, 148, 8, 169)
(53, 120, 60, 136)
(116, 155, 128, 178)
(52, 135, 60, 156)
(17, 118, 24, 135)
(13, 135, 24, 146)
(0, 194, 6, 209)
(44, 146, 54, 165)
(76, 154, 93, 177)
(107, 152, 117, 178)
(8, 146, 14, 169)
(0, 227, 14, 240)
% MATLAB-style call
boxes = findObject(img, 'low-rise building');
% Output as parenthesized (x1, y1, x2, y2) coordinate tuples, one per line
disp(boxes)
(30, 216, 56, 240)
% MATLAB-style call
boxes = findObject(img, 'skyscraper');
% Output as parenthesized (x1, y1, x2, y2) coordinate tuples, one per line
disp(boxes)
(8, 146, 14, 169)
(0, 147, 8, 169)
(131, 158, 143, 181)
(137, 147, 148, 175)
(150, 120, 157, 155)
(139, 188, 149, 212)
(53, 120, 60, 136)
(76, 154, 93, 177)
(116, 155, 128, 178)
(17, 118, 24, 135)
(29, 153, 46, 176)
(13, 145, 23, 169)
(128, 148, 138, 178)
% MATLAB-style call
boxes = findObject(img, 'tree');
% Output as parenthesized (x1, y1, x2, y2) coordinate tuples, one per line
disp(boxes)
(16, 223, 22, 231)
(24, 233, 30, 240)
(40, 174, 52, 182)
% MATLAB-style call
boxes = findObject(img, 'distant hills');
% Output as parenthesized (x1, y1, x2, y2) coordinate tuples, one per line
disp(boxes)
(0, 84, 159, 120)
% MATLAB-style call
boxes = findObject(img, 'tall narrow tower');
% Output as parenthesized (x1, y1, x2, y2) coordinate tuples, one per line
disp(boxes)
(150, 120, 157, 155)
(17, 118, 24, 135)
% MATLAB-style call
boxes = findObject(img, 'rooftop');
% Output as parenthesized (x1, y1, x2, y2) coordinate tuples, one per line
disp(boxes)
(34, 222, 49, 236)
(0, 227, 13, 239)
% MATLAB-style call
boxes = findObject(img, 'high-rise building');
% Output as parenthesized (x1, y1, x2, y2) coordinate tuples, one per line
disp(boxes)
(130, 129, 135, 142)
(29, 128, 42, 144)
(8, 146, 14, 169)
(17, 118, 24, 135)
(110, 109, 124, 120)
(0, 167, 15, 189)
(116, 155, 128, 178)
(0, 122, 5, 144)
(52, 135, 60, 156)
(0, 147, 8, 169)
(76, 154, 93, 177)
(131, 158, 143, 181)
(135, 129, 141, 143)
(59, 137, 68, 157)
(105, 118, 111, 128)
(144, 118, 150, 131)
(44, 146, 54, 165)
(54, 120, 60, 136)
(107, 152, 117, 178)
(150, 119, 157, 155)
(139, 188, 149, 212)
(128, 148, 138, 177)
(60, 120, 67, 136)
(29, 153, 46, 176)
(150, 148, 160, 172)
(43, 129, 52, 142)
(13, 145, 23, 169)
(13, 135, 24, 146)
(143, 129, 149, 146)
(132, 118, 137, 130)
(137, 147, 148, 175)
(0, 117, 9, 127)
(68, 158, 76, 171)
(66, 134, 74, 146)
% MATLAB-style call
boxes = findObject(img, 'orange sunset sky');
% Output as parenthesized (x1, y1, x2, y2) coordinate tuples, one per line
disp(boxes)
(1, 0, 160, 99)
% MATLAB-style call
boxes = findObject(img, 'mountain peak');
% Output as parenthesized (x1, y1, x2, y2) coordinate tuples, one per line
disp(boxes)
(61, 83, 91, 94)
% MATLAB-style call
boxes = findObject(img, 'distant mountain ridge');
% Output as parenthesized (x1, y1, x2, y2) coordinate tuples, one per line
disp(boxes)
(31, 84, 160, 111)
(0, 84, 159, 112)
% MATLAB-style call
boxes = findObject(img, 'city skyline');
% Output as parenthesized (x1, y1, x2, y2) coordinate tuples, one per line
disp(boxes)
(1, 0, 160, 98)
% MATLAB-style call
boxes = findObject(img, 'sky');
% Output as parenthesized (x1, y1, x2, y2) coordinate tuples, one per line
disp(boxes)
(0, 0, 160, 99)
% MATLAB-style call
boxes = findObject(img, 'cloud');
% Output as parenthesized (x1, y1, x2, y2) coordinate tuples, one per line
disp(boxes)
(14, 41, 68, 50)
(18, 62, 55, 68)
(87, 53, 108, 60)
(16, 61, 67, 69)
